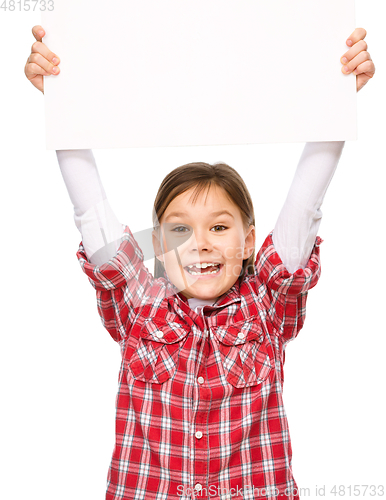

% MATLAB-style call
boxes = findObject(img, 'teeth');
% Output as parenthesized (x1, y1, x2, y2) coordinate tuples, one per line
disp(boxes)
(187, 262, 219, 269)
(187, 269, 219, 275)
(185, 263, 221, 275)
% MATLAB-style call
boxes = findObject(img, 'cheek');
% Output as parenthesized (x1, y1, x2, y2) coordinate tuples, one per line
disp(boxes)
(164, 252, 176, 264)
(236, 248, 245, 260)
(221, 236, 245, 262)
(162, 250, 178, 271)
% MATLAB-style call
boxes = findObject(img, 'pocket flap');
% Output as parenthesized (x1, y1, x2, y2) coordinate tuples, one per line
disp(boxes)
(140, 317, 190, 344)
(211, 316, 263, 346)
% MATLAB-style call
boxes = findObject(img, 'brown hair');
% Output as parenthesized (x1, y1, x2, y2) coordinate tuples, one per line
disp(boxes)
(152, 161, 255, 282)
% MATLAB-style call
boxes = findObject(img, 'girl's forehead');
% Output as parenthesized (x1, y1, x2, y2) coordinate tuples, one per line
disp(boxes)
(167, 185, 235, 212)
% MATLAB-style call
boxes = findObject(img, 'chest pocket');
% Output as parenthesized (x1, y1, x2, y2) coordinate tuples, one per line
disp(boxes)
(211, 317, 273, 388)
(127, 316, 190, 384)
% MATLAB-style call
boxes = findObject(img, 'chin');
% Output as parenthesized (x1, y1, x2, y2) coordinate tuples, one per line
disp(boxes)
(188, 287, 221, 301)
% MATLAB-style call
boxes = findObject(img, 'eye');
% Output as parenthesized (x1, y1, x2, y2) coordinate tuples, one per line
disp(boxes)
(211, 225, 227, 232)
(171, 226, 190, 233)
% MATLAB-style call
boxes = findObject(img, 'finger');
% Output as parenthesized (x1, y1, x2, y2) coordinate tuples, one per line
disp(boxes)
(25, 62, 54, 81)
(356, 73, 371, 92)
(32, 25, 45, 42)
(26, 53, 60, 77)
(353, 59, 375, 78)
(346, 27, 367, 47)
(31, 40, 60, 67)
(341, 39, 367, 65)
(341, 50, 371, 74)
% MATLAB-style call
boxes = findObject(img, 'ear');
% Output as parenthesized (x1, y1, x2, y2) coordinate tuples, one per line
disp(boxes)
(243, 225, 256, 260)
(152, 229, 164, 263)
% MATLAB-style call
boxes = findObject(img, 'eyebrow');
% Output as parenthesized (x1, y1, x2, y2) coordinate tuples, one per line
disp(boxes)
(164, 210, 235, 221)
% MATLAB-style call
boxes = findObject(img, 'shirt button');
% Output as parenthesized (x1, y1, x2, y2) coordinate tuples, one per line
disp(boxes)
(237, 332, 245, 339)
(194, 483, 202, 492)
(155, 331, 164, 338)
(195, 431, 203, 439)
(197, 376, 204, 384)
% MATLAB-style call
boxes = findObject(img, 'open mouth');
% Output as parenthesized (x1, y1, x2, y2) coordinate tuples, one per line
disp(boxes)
(184, 263, 223, 276)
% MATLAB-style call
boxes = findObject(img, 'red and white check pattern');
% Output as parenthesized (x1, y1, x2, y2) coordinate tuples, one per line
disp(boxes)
(77, 225, 322, 500)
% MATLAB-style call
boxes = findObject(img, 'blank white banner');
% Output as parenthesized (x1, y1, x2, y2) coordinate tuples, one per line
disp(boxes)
(42, 0, 357, 149)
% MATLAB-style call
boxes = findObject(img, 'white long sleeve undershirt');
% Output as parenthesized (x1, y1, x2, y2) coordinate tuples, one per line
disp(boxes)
(56, 149, 125, 266)
(56, 141, 345, 284)
(272, 141, 344, 273)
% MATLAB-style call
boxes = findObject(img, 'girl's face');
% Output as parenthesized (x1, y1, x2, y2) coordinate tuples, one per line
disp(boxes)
(152, 185, 255, 301)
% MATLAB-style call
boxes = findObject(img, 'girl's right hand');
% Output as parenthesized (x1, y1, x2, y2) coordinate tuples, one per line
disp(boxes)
(24, 25, 61, 94)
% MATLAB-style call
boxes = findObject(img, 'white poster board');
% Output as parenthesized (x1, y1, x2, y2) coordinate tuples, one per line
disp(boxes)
(42, 0, 357, 149)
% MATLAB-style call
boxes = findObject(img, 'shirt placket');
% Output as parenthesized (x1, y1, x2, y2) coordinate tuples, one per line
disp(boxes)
(191, 308, 212, 498)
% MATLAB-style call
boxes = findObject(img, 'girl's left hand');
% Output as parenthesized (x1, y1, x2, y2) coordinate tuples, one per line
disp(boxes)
(341, 28, 375, 92)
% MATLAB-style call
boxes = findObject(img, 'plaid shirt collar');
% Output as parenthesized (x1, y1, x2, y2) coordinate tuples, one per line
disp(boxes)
(162, 269, 243, 311)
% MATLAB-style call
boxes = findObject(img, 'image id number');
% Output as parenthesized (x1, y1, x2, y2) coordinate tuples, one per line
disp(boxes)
(1, 0, 54, 11)
(330, 485, 384, 496)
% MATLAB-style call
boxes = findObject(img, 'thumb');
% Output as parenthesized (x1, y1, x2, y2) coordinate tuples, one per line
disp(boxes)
(32, 25, 45, 42)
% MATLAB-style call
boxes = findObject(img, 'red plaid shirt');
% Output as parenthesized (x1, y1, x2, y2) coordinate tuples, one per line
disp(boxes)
(77, 225, 322, 500)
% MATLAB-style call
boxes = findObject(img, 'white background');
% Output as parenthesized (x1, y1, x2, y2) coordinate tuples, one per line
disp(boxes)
(1, 2, 385, 499)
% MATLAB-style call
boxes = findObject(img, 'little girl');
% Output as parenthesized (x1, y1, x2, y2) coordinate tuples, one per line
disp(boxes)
(25, 26, 375, 500)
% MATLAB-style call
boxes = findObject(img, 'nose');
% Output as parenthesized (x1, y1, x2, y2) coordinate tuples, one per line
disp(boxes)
(189, 227, 212, 253)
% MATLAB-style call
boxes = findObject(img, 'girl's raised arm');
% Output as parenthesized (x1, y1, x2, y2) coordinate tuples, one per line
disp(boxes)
(25, 26, 157, 343)
(272, 141, 344, 273)
(272, 28, 375, 273)
(25, 25, 124, 266)
(56, 149, 125, 266)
